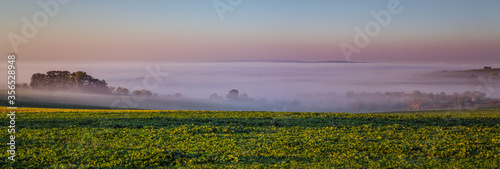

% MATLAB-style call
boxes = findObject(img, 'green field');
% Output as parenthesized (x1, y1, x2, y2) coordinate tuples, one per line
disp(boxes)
(1, 107, 500, 168)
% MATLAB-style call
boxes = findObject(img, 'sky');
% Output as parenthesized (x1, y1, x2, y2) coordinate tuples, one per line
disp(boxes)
(0, 0, 499, 64)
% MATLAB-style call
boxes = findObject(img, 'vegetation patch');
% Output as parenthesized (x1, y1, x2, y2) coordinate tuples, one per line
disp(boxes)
(1, 107, 499, 168)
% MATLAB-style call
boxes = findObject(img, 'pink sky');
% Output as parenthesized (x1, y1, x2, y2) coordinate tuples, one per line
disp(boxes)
(1, 0, 499, 64)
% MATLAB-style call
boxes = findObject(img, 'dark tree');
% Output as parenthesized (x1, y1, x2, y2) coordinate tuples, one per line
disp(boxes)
(131, 89, 153, 97)
(30, 73, 47, 89)
(115, 87, 130, 95)
(210, 93, 223, 100)
(226, 89, 239, 100)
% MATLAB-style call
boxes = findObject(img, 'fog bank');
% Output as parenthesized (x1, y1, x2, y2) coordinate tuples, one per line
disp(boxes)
(1, 62, 499, 112)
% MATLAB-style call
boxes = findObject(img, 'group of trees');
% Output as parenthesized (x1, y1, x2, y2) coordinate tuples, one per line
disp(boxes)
(29, 71, 157, 97)
(210, 89, 301, 110)
(209, 89, 257, 102)
(109, 87, 157, 97)
(30, 71, 110, 93)
(108, 86, 129, 95)
(347, 90, 489, 111)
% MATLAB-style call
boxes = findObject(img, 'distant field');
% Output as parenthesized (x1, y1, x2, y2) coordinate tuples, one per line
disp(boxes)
(432, 68, 500, 78)
(1, 107, 500, 168)
(459, 68, 500, 72)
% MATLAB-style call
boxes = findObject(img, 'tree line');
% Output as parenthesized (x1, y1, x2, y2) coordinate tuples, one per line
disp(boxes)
(28, 71, 156, 97)
(347, 90, 490, 111)
(30, 71, 109, 93)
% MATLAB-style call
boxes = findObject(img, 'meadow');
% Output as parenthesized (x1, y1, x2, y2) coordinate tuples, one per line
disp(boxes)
(1, 107, 499, 168)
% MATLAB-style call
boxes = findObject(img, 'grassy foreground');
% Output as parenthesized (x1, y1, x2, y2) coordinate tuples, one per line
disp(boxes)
(1, 107, 500, 168)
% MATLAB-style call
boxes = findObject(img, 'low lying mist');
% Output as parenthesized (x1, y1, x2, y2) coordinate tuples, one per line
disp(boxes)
(1, 62, 499, 112)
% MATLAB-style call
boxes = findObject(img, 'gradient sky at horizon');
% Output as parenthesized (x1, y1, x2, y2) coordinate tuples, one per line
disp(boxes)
(1, 0, 499, 64)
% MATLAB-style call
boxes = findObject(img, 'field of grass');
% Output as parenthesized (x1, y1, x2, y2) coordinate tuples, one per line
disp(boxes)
(1, 107, 500, 168)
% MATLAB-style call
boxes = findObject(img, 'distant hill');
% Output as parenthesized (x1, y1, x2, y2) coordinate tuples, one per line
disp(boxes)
(458, 67, 500, 72)
(428, 67, 500, 78)
(213, 60, 367, 63)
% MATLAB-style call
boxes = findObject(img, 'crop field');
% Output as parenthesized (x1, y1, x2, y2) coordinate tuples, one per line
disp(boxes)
(1, 107, 500, 168)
